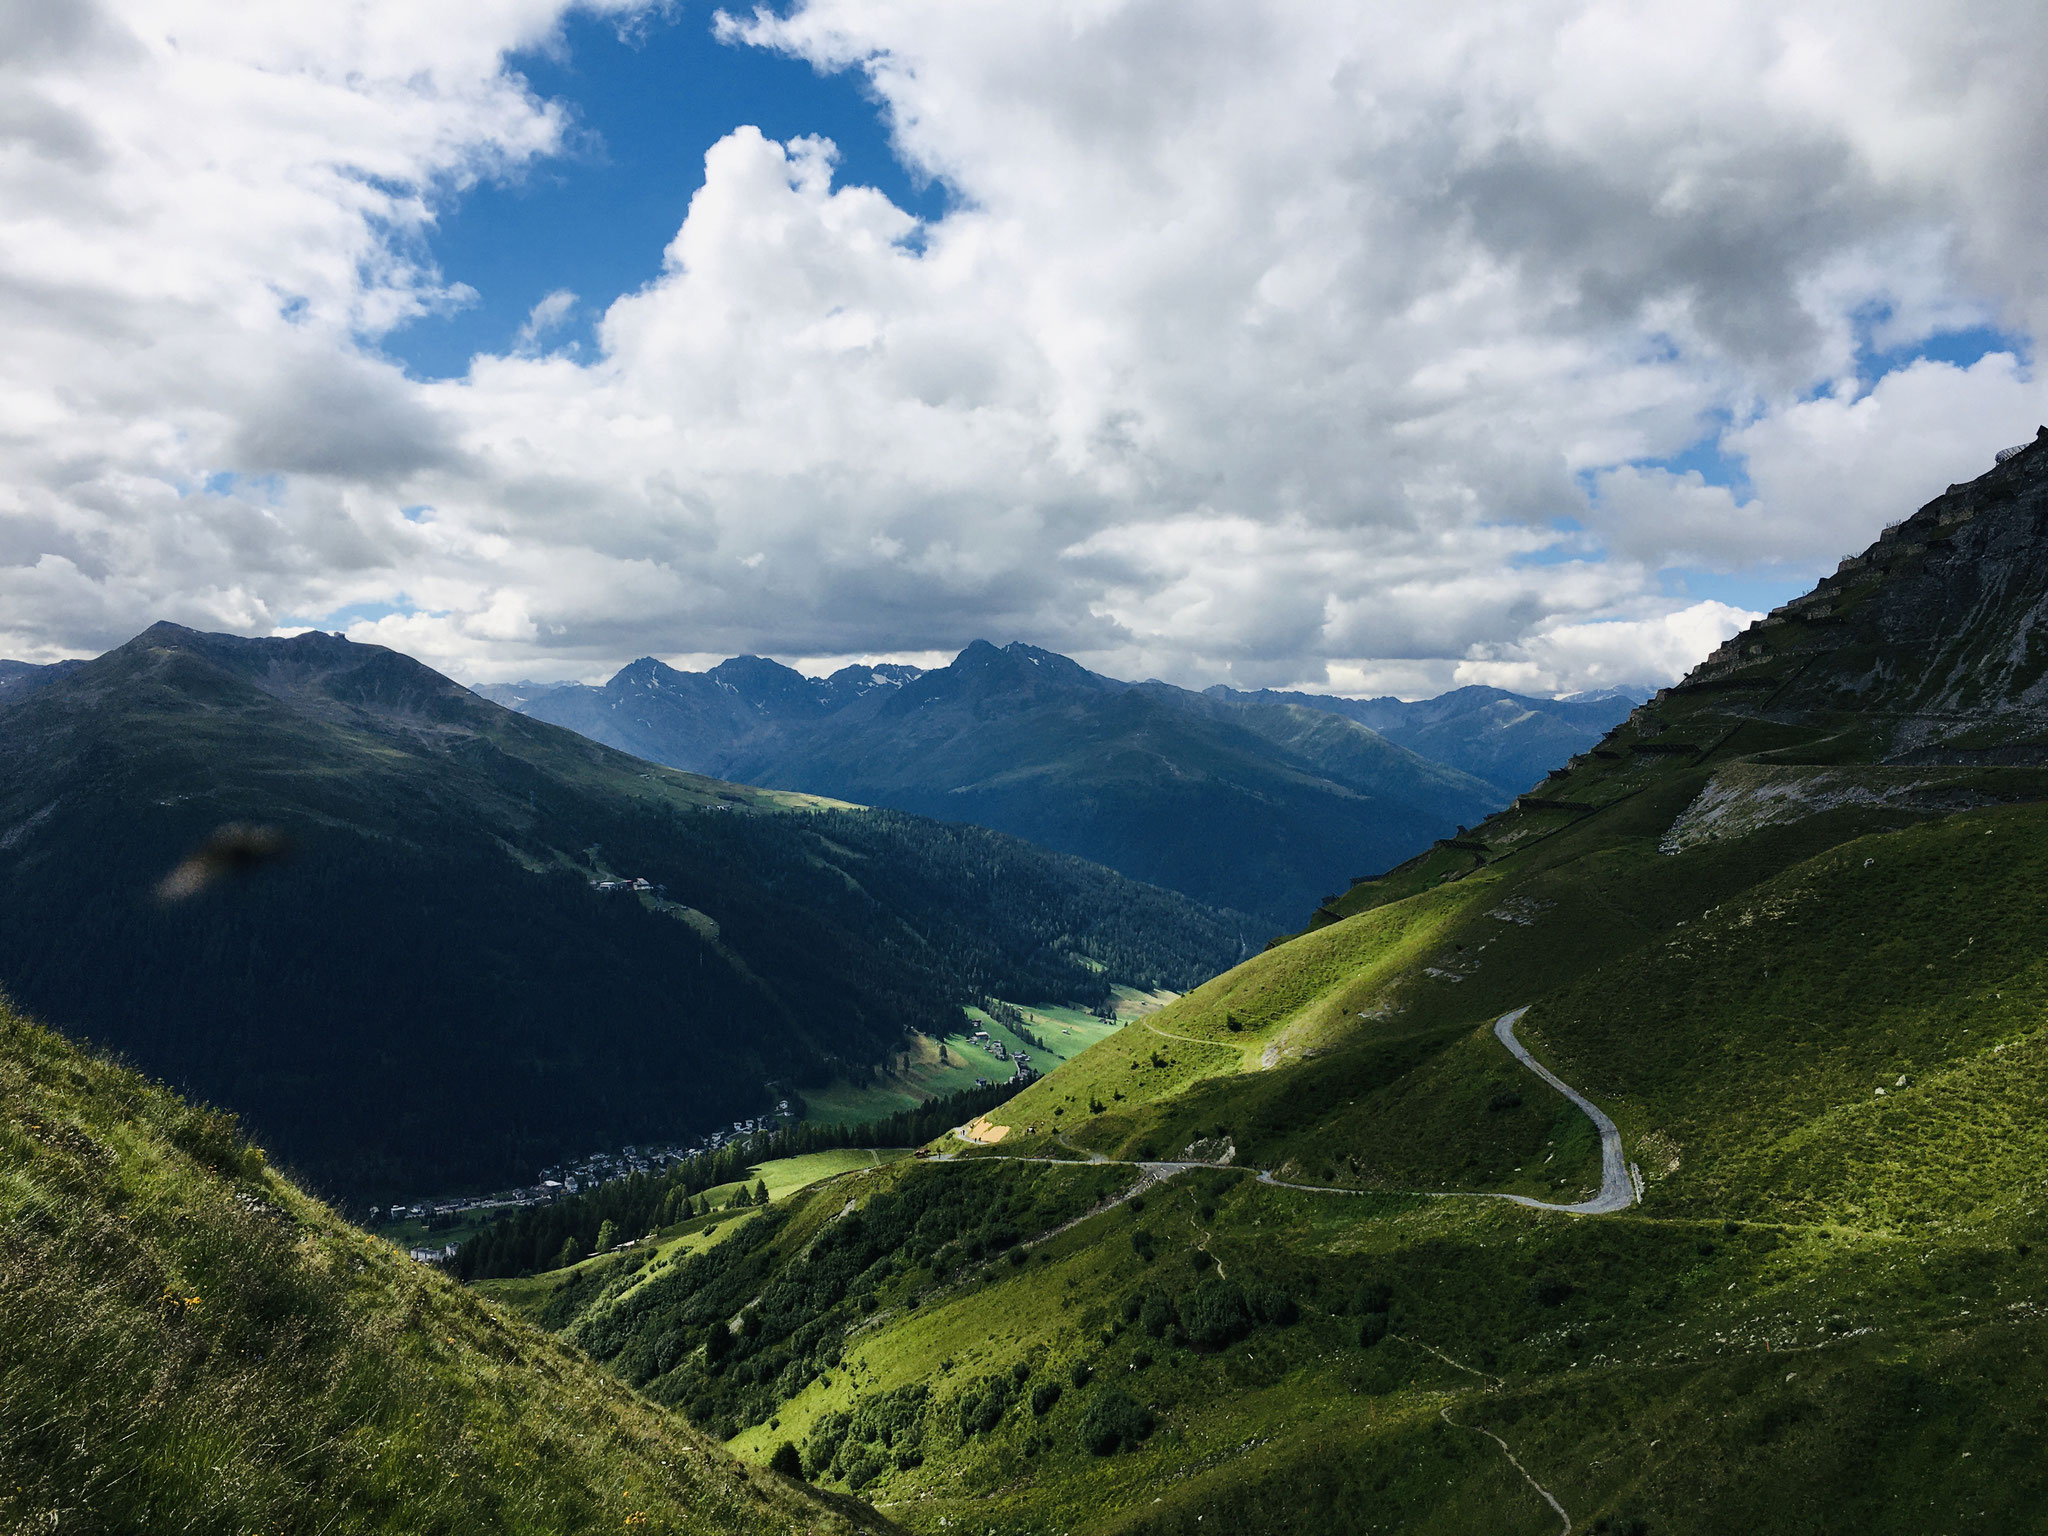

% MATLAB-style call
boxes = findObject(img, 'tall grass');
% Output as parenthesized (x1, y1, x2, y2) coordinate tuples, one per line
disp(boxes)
(0, 1002, 881, 1535)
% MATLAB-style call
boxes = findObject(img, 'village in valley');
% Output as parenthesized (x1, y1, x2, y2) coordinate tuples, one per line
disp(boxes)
(384, 1102, 795, 1262)
(381, 990, 1162, 1262)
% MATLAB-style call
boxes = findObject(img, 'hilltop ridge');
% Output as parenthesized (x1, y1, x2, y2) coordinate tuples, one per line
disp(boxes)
(0, 996, 888, 1535)
(493, 639, 1610, 928)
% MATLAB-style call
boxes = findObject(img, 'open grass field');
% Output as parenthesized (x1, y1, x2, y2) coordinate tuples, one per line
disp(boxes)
(801, 989, 1166, 1127)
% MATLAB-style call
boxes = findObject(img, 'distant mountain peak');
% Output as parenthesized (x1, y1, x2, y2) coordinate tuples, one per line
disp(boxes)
(1554, 685, 1646, 704)
(940, 639, 1110, 695)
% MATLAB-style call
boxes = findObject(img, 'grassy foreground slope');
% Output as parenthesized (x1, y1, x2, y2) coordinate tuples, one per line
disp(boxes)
(0, 999, 890, 1536)
(502, 441, 2048, 1534)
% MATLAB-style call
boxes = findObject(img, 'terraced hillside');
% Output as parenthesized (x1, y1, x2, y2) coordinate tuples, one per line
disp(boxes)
(506, 438, 2048, 1534)
(0, 999, 890, 1536)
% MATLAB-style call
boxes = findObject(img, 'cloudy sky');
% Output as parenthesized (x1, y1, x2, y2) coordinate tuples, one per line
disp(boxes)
(4, 0, 2046, 697)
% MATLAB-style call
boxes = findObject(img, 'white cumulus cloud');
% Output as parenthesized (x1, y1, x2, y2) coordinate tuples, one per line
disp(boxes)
(1, 0, 2045, 692)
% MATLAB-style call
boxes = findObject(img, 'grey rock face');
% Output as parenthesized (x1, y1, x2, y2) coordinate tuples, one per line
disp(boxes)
(1685, 427, 2048, 763)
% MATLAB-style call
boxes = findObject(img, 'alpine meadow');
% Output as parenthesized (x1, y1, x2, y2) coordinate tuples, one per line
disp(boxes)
(7, 3, 2048, 1533)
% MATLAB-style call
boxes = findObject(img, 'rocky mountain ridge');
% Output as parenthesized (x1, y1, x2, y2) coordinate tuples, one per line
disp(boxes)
(486, 639, 1638, 928)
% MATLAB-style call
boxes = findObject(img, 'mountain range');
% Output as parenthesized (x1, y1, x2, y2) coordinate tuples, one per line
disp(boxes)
(483, 645, 1636, 930)
(0, 623, 1240, 1202)
(1200, 680, 1643, 796)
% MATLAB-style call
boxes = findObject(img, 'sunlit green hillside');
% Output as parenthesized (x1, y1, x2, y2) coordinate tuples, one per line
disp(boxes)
(0, 999, 890, 1536)
(495, 444, 2048, 1534)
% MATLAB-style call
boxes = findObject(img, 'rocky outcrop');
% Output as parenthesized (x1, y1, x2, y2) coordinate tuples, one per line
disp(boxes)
(1682, 428, 2048, 762)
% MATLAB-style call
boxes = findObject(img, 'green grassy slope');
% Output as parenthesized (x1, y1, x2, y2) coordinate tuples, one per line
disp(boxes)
(0, 998, 891, 1535)
(482, 448, 2048, 1533)
(518, 1122, 2048, 1536)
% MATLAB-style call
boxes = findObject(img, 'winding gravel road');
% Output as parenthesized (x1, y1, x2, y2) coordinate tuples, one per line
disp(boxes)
(949, 1004, 1636, 1217)
(1478, 1006, 1636, 1215)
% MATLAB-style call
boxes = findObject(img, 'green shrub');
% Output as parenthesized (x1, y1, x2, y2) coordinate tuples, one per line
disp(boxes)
(768, 1441, 803, 1478)
(1079, 1391, 1155, 1455)
(956, 1375, 1011, 1437)
(844, 1449, 886, 1491)
(803, 1410, 850, 1478)
(1069, 1360, 1093, 1388)
(1139, 1291, 1175, 1338)
(1527, 1274, 1574, 1308)
(1357, 1314, 1388, 1348)
(1179, 1278, 1251, 1349)
(1031, 1382, 1062, 1415)
(1350, 1280, 1393, 1314)
(1248, 1285, 1298, 1326)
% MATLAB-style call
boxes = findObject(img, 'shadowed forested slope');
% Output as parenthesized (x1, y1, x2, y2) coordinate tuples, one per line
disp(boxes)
(0, 624, 1243, 1202)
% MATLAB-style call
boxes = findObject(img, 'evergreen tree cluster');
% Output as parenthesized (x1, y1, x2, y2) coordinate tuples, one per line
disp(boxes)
(1121, 1275, 1300, 1350)
(978, 996, 1051, 1053)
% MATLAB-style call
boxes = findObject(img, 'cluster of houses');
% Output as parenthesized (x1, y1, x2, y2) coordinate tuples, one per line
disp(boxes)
(968, 1029, 1039, 1084)
(381, 1100, 796, 1244)
(589, 876, 658, 894)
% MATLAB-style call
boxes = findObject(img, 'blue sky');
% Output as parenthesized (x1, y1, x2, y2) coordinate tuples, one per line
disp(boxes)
(389, 5, 947, 379)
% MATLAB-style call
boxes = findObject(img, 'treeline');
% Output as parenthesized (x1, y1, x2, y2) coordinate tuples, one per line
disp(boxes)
(979, 997, 1049, 1052)
(809, 809, 1243, 996)
(453, 1078, 1028, 1281)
